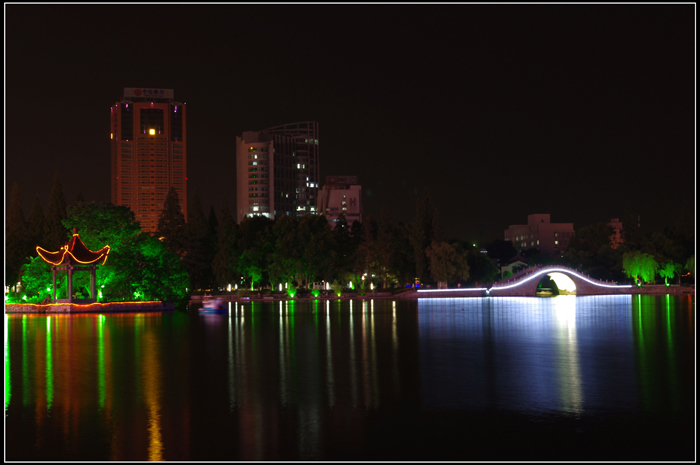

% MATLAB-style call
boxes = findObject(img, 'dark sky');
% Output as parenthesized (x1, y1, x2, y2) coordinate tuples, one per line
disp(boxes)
(6, 4, 695, 244)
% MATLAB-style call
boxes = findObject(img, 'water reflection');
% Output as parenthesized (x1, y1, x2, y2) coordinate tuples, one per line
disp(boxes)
(5, 295, 694, 461)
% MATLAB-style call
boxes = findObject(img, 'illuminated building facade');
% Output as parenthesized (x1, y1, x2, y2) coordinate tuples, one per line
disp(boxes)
(504, 213, 575, 256)
(318, 175, 362, 228)
(110, 88, 187, 233)
(235, 122, 319, 223)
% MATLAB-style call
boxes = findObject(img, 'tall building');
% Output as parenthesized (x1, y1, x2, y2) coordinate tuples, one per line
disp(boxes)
(318, 176, 362, 228)
(110, 87, 187, 233)
(504, 213, 575, 256)
(235, 122, 319, 223)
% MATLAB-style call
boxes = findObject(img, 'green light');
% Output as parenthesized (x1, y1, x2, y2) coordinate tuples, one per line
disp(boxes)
(311, 289, 320, 298)
(46, 317, 53, 412)
(4, 314, 10, 415)
(287, 288, 297, 299)
(22, 315, 29, 407)
(98, 314, 105, 411)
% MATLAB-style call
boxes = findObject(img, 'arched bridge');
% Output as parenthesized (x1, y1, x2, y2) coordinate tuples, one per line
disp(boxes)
(415, 265, 633, 298)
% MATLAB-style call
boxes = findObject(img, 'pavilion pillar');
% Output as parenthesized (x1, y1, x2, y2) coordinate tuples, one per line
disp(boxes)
(91, 268, 96, 301)
(52, 267, 56, 303)
(67, 265, 73, 303)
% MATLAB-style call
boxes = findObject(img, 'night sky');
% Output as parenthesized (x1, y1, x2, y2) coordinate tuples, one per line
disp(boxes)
(6, 4, 695, 243)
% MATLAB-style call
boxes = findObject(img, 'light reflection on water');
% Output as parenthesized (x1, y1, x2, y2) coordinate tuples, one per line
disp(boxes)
(4, 295, 695, 461)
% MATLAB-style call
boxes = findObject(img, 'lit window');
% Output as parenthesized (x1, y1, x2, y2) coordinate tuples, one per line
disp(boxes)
(555, 240, 559, 245)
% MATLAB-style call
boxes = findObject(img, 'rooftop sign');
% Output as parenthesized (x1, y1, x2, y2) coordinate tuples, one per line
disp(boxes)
(123, 88, 174, 99)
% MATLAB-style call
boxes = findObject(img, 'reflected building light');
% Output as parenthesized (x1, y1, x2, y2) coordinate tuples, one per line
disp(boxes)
(228, 312, 236, 411)
(349, 308, 358, 408)
(144, 332, 164, 461)
(326, 312, 335, 407)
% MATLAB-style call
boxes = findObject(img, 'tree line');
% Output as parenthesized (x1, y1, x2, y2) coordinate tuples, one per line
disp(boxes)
(6, 172, 695, 303)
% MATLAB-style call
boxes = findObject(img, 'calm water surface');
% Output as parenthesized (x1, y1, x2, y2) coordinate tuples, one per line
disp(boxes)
(4, 295, 695, 461)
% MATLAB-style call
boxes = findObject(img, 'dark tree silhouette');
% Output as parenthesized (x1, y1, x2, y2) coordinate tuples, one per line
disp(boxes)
(43, 170, 69, 251)
(156, 187, 187, 256)
(6, 182, 30, 290)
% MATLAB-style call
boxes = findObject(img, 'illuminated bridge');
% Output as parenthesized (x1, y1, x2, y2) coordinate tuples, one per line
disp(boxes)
(414, 265, 634, 298)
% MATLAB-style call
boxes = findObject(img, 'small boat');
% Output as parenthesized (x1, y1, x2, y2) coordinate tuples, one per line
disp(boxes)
(200, 297, 226, 312)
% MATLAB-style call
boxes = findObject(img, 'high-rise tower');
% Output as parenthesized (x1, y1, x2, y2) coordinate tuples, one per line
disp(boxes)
(235, 122, 319, 223)
(110, 88, 187, 233)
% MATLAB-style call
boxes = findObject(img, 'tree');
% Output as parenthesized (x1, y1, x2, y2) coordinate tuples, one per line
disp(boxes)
(184, 189, 213, 290)
(375, 208, 395, 288)
(386, 222, 416, 287)
(43, 170, 69, 251)
(156, 187, 187, 256)
(27, 194, 45, 249)
(684, 256, 695, 281)
(19, 202, 189, 305)
(6, 182, 30, 291)
(425, 241, 470, 286)
(465, 249, 500, 285)
(234, 215, 274, 289)
(212, 198, 238, 288)
(658, 261, 682, 285)
(411, 187, 440, 284)
(65, 202, 188, 304)
(486, 240, 517, 267)
(622, 251, 659, 284)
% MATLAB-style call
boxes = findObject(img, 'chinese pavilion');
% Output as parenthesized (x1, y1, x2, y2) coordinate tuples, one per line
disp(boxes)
(36, 228, 110, 303)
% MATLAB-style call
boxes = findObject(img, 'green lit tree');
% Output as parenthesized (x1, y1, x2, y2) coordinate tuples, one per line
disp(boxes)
(20, 201, 189, 305)
(269, 215, 304, 288)
(622, 251, 659, 284)
(234, 215, 273, 290)
(658, 261, 682, 285)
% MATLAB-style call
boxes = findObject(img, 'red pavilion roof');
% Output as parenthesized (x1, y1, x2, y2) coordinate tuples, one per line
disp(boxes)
(36, 230, 110, 266)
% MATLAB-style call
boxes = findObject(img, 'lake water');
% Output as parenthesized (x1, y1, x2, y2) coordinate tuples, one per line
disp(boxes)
(4, 294, 695, 461)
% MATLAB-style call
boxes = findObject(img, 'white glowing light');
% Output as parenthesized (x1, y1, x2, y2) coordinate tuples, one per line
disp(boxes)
(417, 288, 487, 293)
(548, 272, 576, 293)
(490, 268, 632, 291)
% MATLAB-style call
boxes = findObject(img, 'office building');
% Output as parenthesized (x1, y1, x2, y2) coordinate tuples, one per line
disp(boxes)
(504, 214, 575, 256)
(318, 176, 362, 228)
(110, 87, 187, 233)
(235, 122, 319, 223)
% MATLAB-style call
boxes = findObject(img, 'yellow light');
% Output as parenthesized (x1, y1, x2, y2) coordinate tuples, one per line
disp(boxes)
(149, 129, 156, 135)
(110, 133, 113, 139)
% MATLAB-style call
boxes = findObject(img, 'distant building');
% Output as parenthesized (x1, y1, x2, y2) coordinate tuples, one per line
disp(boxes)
(501, 255, 529, 279)
(110, 88, 187, 233)
(607, 218, 624, 249)
(318, 176, 362, 228)
(235, 122, 319, 223)
(504, 214, 575, 256)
